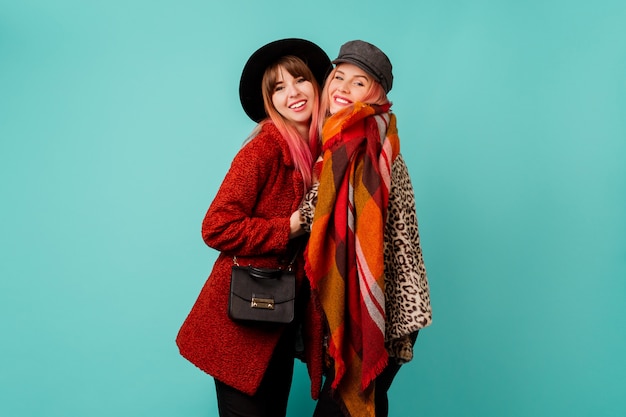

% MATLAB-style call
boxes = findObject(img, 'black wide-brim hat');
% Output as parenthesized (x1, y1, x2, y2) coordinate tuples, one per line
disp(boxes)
(239, 38, 331, 122)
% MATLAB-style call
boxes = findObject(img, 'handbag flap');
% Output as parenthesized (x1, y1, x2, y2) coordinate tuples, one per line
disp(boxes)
(230, 266, 296, 304)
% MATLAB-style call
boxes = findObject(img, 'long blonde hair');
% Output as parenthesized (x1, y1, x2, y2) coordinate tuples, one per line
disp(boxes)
(250, 56, 322, 188)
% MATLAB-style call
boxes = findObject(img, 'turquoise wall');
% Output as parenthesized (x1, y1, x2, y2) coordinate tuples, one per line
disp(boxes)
(1, 1, 625, 416)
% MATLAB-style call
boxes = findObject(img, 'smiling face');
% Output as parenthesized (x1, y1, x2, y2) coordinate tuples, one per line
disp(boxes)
(327, 63, 374, 114)
(270, 65, 316, 129)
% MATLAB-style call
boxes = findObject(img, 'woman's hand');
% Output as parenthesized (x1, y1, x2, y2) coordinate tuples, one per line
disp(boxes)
(289, 210, 305, 238)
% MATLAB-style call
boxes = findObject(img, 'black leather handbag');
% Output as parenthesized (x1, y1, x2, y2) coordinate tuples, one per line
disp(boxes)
(228, 254, 297, 324)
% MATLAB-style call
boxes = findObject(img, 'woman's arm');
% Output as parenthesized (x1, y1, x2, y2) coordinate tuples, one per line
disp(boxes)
(201, 134, 293, 256)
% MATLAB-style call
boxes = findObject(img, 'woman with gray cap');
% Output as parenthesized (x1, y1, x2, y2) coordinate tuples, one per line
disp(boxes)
(300, 40, 433, 417)
(176, 38, 331, 417)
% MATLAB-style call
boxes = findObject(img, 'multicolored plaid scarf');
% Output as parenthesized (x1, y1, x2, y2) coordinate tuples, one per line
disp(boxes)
(305, 102, 400, 416)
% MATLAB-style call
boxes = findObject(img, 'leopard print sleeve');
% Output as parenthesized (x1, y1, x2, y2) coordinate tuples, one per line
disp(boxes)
(298, 180, 318, 233)
(384, 154, 433, 363)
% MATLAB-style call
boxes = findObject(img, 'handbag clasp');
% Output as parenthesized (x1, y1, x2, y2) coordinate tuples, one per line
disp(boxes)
(251, 297, 275, 310)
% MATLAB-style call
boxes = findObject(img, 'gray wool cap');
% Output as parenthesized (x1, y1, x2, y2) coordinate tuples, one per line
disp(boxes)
(332, 40, 393, 93)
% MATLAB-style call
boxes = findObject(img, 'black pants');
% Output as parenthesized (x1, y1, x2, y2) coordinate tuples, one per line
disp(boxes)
(214, 328, 295, 417)
(312, 332, 419, 417)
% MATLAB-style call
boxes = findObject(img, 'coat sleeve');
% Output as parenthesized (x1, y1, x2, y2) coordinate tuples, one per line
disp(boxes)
(384, 153, 432, 343)
(201, 134, 292, 256)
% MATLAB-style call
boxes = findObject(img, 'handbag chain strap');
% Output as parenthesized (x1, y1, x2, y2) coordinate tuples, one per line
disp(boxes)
(232, 241, 302, 269)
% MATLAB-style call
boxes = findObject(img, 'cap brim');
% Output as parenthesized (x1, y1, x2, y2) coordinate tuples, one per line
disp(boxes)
(332, 57, 379, 85)
(239, 38, 331, 122)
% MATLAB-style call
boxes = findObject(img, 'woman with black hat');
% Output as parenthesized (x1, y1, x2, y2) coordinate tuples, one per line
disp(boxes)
(300, 40, 433, 417)
(176, 38, 331, 417)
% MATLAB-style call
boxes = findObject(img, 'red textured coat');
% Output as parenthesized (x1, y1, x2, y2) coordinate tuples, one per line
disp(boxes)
(176, 122, 307, 395)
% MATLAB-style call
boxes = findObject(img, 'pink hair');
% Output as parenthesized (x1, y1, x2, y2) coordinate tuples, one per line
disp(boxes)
(256, 56, 322, 188)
